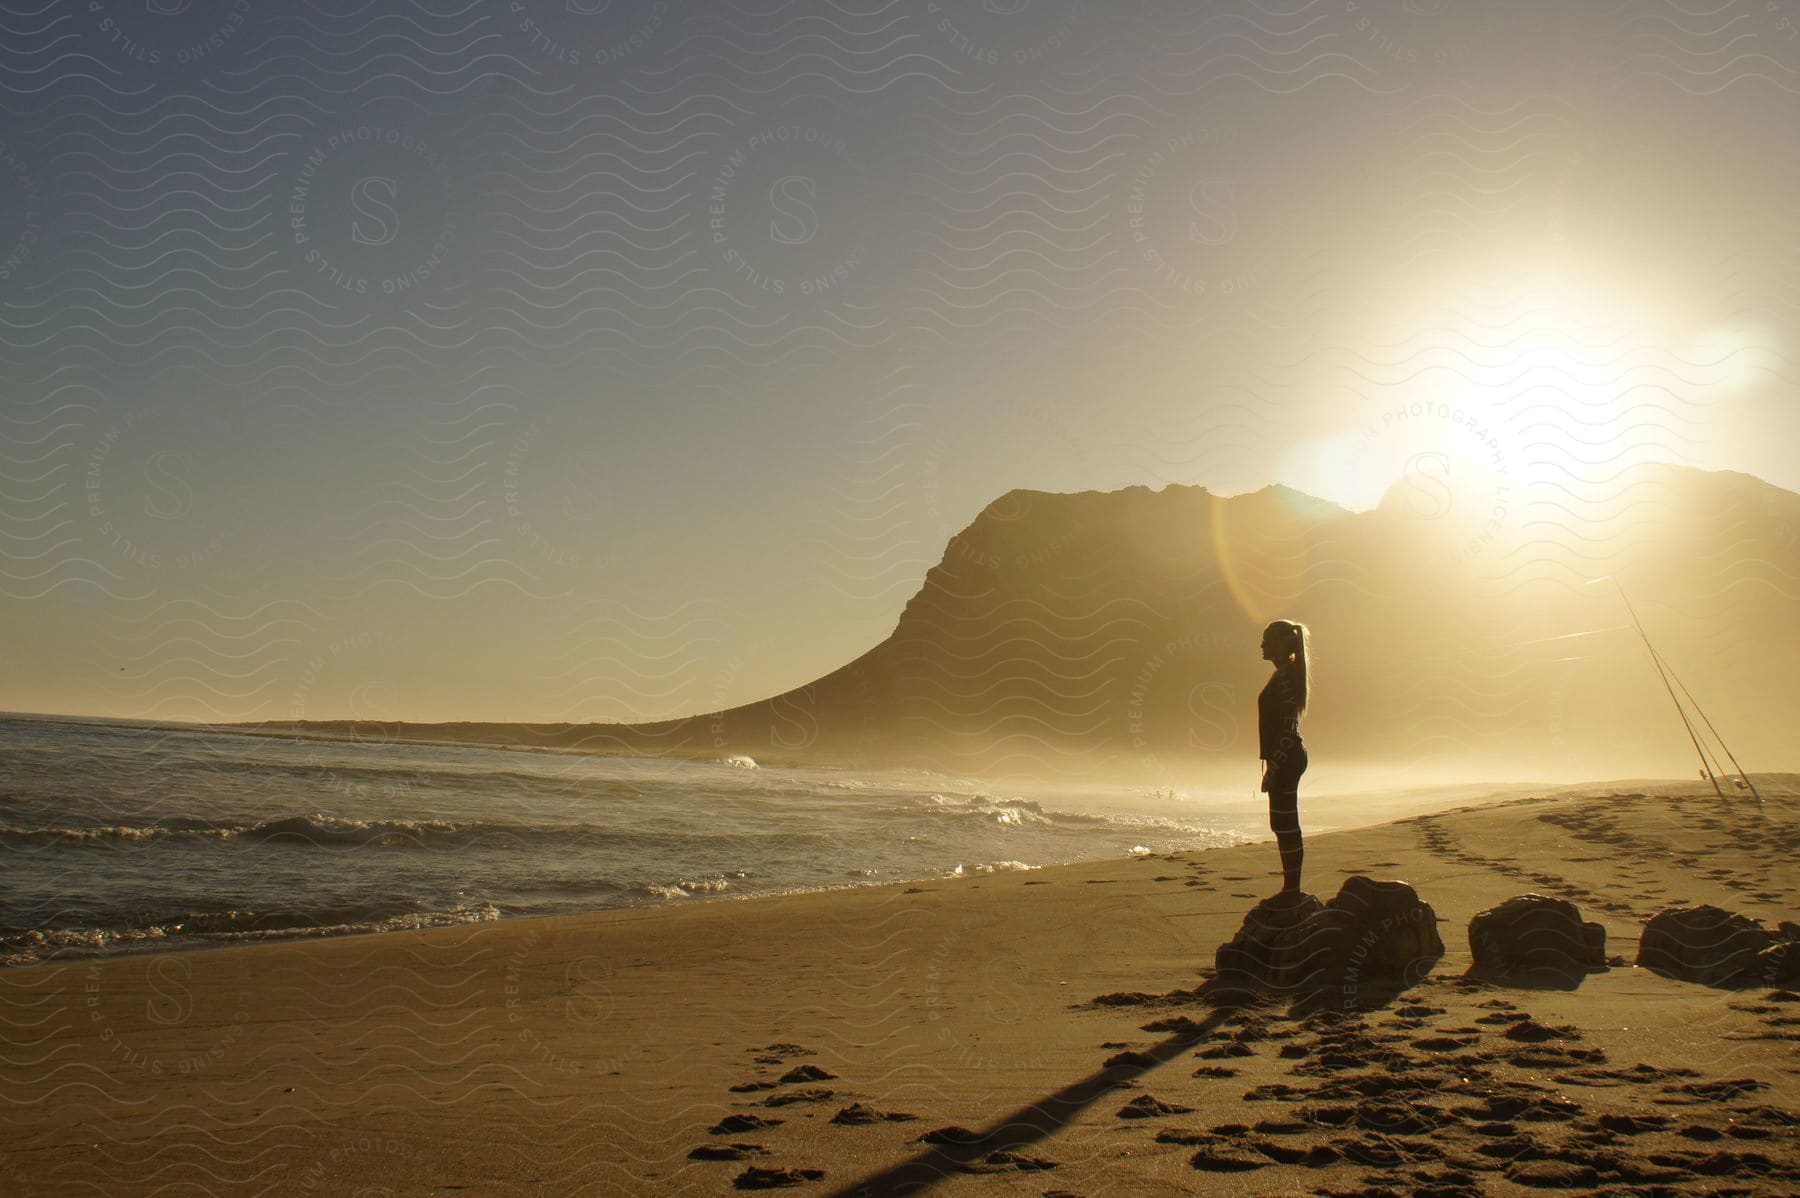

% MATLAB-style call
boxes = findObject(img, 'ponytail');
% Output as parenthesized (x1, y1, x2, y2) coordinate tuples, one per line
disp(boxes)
(1291, 621, 1310, 717)
(1262, 618, 1312, 716)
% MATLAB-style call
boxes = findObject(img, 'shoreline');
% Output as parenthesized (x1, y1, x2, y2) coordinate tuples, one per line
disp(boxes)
(4, 774, 1768, 974)
(2, 837, 1229, 973)
(2, 776, 1708, 973)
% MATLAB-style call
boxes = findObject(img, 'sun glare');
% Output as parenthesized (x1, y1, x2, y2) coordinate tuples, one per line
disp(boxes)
(1281, 268, 1734, 529)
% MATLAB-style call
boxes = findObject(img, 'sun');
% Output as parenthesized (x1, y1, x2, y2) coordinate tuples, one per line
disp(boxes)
(1280, 266, 1746, 527)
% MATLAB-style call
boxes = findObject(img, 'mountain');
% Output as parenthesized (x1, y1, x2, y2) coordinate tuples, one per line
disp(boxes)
(264, 462, 1800, 786)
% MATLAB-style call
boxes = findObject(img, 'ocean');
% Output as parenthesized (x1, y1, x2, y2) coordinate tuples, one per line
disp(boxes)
(0, 714, 1256, 966)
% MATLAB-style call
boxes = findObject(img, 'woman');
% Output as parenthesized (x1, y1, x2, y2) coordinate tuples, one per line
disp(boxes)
(1258, 619, 1311, 895)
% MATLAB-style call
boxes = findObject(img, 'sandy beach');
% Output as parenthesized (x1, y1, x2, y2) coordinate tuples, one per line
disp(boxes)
(3, 777, 1796, 1196)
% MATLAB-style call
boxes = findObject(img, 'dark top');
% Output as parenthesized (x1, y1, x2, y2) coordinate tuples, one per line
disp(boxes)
(1258, 667, 1305, 770)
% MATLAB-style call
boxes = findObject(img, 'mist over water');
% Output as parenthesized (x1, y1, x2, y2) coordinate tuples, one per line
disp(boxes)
(0, 715, 1265, 966)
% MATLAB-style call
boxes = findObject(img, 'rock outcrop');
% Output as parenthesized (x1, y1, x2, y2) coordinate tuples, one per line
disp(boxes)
(1209, 876, 1443, 1009)
(1467, 894, 1608, 984)
(1636, 905, 1800, 988)
(1213, 891, 1326, 993)
(257, 464, 1800, 786)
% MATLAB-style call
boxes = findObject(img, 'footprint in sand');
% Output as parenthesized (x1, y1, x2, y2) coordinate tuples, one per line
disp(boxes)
(730, 1044, 826, 1091)
(689, 1142, 771, 1161)
(1727, 989, 1800, 1043)
(717, 1046, 930, 1185)
(712, 1113, 784, 1135)
(1104, 1048, 1161, 1069)
(1655, 1077, 1770, 1104)
(1115, 980, 1800, 1193)
(733, 1164, 825, 1188)
(1118, 1094, 1195, 1119)
(830, 1102, 918, 1125)
(1501, 1018, 1579, 1043)
(764, 1088, 835, 1108)
(915, 1124, 986, 1146)
(956, 1149, 1059, 1174)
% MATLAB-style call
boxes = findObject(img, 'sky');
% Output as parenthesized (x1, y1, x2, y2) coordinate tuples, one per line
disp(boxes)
(1, 0, 1796, 724)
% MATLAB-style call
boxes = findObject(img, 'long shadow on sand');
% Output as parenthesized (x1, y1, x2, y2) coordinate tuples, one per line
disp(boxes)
(827, 882, 1448, 1195)
(820, 1006, 1239, 1198)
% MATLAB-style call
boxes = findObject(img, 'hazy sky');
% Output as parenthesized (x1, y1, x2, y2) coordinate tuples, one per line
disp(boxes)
(2, 0, 1796, 723)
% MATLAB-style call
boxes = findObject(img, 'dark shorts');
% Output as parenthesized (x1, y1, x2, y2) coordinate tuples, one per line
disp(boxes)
(1268, 746, 1307, 833)
(1267, 744, 1308, 796)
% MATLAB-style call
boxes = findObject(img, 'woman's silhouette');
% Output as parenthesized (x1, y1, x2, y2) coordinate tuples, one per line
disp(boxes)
(1258, 620, 1310, 894)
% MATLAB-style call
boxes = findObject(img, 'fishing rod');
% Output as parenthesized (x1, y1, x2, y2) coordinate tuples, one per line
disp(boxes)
(1644, 637, 1764, 805)
(1603, 577, 1726, 801)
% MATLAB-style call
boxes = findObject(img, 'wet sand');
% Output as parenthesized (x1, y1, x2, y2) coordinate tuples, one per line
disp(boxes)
(2, 778, 1796, 1196)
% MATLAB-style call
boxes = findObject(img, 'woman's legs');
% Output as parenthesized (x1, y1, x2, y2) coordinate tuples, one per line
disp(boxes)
(1268, 787, 1303, 892)
(1267, 750, 1307, 892)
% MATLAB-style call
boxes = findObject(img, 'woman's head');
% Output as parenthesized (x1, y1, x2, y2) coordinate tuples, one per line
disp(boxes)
(1261, 620, 1304, 661)
(1261, 620, 1311, 713)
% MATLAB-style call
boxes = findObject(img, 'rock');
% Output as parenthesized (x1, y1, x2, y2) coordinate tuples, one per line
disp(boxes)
(1209, 877, 1443, 1007)
(1759, 929, 1800, 986)
(1213, 892, 1326, 992)
(1468, 894, 1607, 981)
(1304, 875, 1444, 990)
(1637, 906, 1800, 988)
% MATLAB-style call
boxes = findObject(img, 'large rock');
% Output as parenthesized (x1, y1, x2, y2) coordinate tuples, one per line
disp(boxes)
(1468, 894, 1607, 982)
(1636, 906, 1800, 988)
(1302, 875, 1446, 992)
(1210, 877, 1443, 1008)
(1213, 892, 1325, 993)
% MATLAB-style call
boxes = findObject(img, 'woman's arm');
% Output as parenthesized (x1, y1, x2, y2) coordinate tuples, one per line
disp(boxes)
(1263, 672, 1299, 772)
